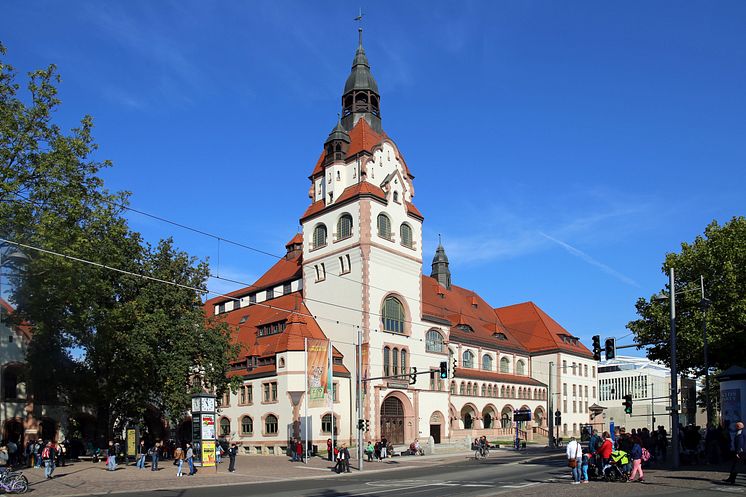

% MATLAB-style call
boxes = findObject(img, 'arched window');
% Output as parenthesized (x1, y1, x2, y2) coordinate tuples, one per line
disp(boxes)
(459, 382, 465, 395)
(337, 214, 353, 240)
(220, 417, 231, 437)
(482, 355, 493, 371)
(481, 384, 486, 396)
(2, 365, 25, 400)
(393, 191, 399, 202)
(450, 382, 456, 394)
(500, 357, 510, 373)
(501, 413, 511, 429)
(400, 223, 413, 248)
(312, 224, 327, 248)
(400, 349, 407, 376)
(265, 414, 278, 435)
(511, 386, 516, 397)
(516, 360, 526, 375)
(466, 383, 472, 396)
(240, 416, 253, 435)
(322, 414, 336, 434)
(383, 347, 390, 376)
(462, 350, 474, 368)
(426, 330, 444, 353)
(377, 213, 391, 239)
(501, 386, 506, 397)
(382, 296, 405, 333)
(392, 348, 399, 376)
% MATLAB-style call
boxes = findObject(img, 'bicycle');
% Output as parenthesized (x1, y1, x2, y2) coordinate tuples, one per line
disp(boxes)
(473, 445, 489, 460)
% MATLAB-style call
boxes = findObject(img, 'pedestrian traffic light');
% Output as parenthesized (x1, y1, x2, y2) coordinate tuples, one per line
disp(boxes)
(592, 335, 601, 361)
(604, 337, 616, 360)
(623, 394, 633, 414)
(439, 361, 448, 379)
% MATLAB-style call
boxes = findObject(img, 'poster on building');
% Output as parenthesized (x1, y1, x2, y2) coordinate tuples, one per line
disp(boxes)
(201, 440, 216, 467)
(201, 414, 216, 440)
(307, 339, 330, 407)
(721, 389, 741, 435)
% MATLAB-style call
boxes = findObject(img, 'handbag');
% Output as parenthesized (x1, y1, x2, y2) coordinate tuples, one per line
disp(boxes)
(568, 458, 577, 468)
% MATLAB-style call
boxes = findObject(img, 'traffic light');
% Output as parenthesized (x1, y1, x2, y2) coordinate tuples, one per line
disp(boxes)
(452, 358, 457, 378)
(364, 419, 370, 431)
(357, 418, 365, 430)
(604, 337, 616, 360)
(592, 335, 601, 361)
(554, 410, 561, 426)
(439, 361, 448, 379)
(623, 394, 633, 414)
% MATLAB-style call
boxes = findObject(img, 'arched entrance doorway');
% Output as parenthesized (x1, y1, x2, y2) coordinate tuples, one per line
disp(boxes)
(482, 405, 497, 429)
(460, 405, 477, 429)
(500, 406, 513, 429)
(4, 419, 23, 445)
(380, 396, 405, 444)
(429, 411, 444, 444)
(533, 406, 545, 428)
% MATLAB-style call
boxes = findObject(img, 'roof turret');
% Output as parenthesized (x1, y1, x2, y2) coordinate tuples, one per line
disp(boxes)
(430, 241, 451, 289)
(341, 28, 382, 133)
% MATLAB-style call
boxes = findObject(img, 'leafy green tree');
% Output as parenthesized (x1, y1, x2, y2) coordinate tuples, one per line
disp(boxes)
(1, 43, 238, 438)
(628, 217, 746, 382)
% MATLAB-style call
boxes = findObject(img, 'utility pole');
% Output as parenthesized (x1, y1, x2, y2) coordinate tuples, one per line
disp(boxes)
(357, 327, 363, 471)
(548, 361, 554, 448)
(701, 275, 712, 428)
(669, 267, 681, 470)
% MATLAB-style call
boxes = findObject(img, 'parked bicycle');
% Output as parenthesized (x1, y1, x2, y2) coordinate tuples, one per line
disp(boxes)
(0, 469, 28, 494)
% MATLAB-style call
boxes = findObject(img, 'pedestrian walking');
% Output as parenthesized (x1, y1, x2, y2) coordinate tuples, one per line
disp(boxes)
(136, 440, 146, 469)
(106, 440, 117, 471)
(174, 446, 185, 477)
(724, 421, 746, 485)
(186, 443, 196, 475)
(42, 441, 56, 479)
(566, 436, 582, 484)
(327, 438, 333, 461)
(629, 435, 645, 483)
(366, 441, 374, 462)
(334, 444, 347, 474)
(381, 437, 388, 459)
(295, 439, 303, 463)
(228, 443, 237, 472)
(150, 442, 160, 471)
(341, 444, 351, 473)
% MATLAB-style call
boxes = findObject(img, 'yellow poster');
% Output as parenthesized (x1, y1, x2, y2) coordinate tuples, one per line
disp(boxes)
(126, 429, 136, 456)
(201, 440, 216, 467)
(307, 339, 330, 408)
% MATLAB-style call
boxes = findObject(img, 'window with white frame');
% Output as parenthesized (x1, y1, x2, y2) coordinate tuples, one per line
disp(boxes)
(425, 330, 444, 353)
(337, 214, 353, 240)
(462, 350, 474, 368)
(500, 357, 510, 373)
(382, 296, 405, 333)
(377, 213, 392, 239)
(482, 354, 493, 371)
(312, 224, 327, 248)
(400, 223, 413, 248)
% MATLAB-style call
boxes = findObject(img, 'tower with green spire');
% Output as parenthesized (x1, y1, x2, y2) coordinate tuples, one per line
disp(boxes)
(341, 28, 381, 133)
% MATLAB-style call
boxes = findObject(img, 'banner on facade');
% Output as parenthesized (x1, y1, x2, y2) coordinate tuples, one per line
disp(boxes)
(201, 440, 216, 467)
(307, 339, 330, 407)
(361, 342, 369, 394)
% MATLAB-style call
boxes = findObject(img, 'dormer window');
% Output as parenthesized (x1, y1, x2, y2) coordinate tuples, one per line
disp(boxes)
(257, 321, 287, 337)
(492, 332, 508, 341)
(239, 315, 249, 324)
(456, 324, 473, 333)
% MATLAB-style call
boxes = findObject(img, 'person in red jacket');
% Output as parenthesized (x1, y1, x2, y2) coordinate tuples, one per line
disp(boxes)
(596, 432, 613, 469)
(295, 440, 303, 463)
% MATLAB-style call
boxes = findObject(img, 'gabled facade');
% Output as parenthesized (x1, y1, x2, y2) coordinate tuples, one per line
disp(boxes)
(205, 29, 597, 453)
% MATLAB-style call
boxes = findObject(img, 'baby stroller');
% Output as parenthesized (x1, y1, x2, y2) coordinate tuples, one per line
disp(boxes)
(603, 450, 630, 482)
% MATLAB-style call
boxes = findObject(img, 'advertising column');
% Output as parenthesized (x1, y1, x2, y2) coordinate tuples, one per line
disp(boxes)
(191, 394, 217, 467)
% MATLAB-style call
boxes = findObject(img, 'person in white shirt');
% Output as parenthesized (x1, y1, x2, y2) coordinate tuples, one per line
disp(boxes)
(566, 436, 583, 484)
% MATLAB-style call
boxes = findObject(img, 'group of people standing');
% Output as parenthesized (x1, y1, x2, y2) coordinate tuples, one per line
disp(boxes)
(566, 428, 651, 484)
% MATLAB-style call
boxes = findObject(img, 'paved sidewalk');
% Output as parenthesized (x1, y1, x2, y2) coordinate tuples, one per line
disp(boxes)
(24, 450, 485, 497)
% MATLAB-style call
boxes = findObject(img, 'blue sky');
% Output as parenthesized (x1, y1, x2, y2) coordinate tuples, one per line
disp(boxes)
(3, 1, 745, 353)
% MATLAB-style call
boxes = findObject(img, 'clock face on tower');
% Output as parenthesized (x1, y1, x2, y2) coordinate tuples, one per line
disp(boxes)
(191, 397, 201, 413)
(201, 396, 215, 412)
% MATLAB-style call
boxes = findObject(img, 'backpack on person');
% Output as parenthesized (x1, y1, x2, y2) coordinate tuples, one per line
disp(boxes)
(641, 447, 651, 462)
(41, 446, 51, 460)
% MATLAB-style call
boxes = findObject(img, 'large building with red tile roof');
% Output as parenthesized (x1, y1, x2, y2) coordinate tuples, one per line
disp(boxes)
(204, 29, 598, 454)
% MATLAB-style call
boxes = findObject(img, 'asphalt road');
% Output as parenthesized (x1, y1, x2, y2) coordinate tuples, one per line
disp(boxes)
(76, 456, 745, 497)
